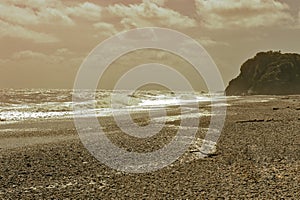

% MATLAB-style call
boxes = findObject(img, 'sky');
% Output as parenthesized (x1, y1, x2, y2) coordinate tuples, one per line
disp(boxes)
(1, 0, 300, 90)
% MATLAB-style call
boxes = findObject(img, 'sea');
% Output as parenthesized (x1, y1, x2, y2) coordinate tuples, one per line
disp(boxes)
(0, 89, 230, 124)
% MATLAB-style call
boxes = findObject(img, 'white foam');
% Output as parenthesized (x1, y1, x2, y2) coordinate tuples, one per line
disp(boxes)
(207, 103, 231, 107)
(152, 111, 211, 123)
(0, 90, 227, 122)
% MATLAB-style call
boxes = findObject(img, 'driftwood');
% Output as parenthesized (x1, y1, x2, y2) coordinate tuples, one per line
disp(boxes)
(235, 118, 279, 123)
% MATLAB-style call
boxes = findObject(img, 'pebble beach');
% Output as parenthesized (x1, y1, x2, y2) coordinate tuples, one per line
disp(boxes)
(0, 95, 299, 199)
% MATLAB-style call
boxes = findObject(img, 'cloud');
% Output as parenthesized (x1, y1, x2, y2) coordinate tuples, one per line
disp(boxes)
(66, 2, 102, 21)
(12, 50, 64, 63)
(195, 0, 294, 29)
(3, 48, 81, 66)
(54, 48, 73, 56)
(0, 20, 59, 43)
(297, 11, 300, 28)
(0, 1, 103, 42)
(197, 38, 229, 47)
(0, 1, 74, 26)
(107, 0, 197, 29)
(93, 22, 118, 37)
(120, 18, 139, 30)
(39, 7, 75, 25)
(6, 0, 63, 9)
(151, 0, 167, 6)
(12, 51, 49, 60)
(0, 1, 103, 26)
(0, 59, 8, 65)
(0, 3, 39, 25)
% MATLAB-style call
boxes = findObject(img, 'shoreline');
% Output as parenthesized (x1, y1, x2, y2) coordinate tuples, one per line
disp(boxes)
(0, 95, 299, 198)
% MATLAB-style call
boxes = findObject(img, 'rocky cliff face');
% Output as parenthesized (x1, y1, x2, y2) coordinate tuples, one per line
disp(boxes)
(226, 51, 300, 95)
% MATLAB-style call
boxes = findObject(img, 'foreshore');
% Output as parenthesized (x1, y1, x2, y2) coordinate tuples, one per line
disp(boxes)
(0, 96, 299, 199)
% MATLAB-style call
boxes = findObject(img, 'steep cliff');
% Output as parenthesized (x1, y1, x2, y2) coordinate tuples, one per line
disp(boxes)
(226, 51, 300, 95)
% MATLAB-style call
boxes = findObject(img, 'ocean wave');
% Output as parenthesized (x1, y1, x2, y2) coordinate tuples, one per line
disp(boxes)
(0, 89, 220, 122)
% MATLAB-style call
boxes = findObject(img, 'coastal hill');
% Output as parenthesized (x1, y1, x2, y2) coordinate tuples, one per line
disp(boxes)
(226, 51, 300, 95)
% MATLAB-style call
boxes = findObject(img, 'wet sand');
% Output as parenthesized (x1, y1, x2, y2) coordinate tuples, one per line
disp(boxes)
(0, 96, 299, 199)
